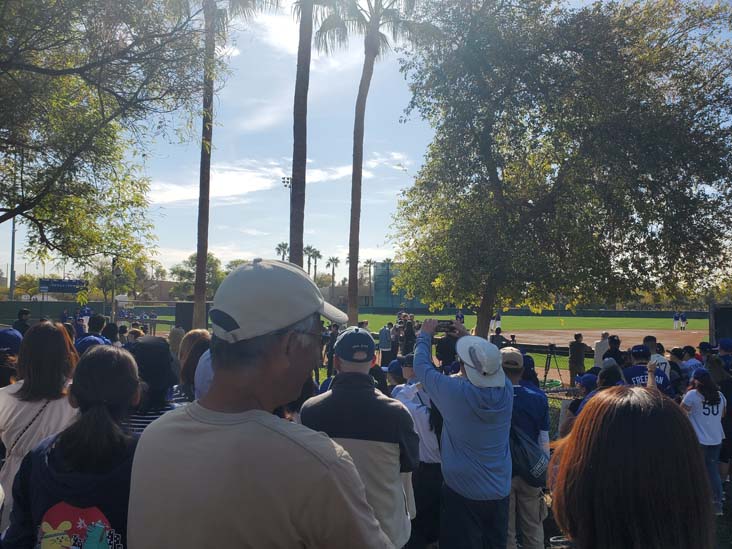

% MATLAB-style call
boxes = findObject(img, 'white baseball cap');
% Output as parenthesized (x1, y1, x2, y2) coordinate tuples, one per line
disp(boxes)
(456, 336, 505, 388)
(210, 258, 348, 343)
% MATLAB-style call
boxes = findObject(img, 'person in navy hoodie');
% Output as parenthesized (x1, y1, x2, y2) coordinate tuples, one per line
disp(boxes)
(4, 345, 141, 548)
(622, 345, 674, 397)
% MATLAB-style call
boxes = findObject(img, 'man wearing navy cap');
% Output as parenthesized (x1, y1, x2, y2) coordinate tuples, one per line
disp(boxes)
(12, 309, 30, 336)
(623, 345, 673, 396)
(301, 326, 420, 548)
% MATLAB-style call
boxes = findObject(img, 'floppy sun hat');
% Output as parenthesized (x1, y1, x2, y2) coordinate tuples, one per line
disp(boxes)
(456, 336, 504, 388)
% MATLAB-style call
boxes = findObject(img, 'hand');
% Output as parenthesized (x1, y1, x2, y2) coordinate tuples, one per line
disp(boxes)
(421, 319, 439, 336)
(647, 361, 658, 373)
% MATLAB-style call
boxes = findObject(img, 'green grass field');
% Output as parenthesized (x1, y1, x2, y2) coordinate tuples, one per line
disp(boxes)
(360, 314, 709, 332)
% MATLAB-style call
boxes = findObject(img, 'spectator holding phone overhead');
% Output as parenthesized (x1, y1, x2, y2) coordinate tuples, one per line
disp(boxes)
(415, 319, 513, 549)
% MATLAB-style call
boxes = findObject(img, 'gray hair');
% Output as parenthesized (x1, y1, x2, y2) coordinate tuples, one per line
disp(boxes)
(211, 313, 320, 370)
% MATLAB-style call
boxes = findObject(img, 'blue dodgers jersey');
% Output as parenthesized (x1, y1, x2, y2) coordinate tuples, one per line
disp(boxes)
(721, 354, 732, 373)
(512, 384, 550, 441)
(623, 365, 673, 395)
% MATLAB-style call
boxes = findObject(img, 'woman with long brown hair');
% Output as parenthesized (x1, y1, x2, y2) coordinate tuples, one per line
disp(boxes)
(682, 367, 727, 516)
(172, 329, 210, 403)
(0, 321, 78, 527)
(551, 385, 714, 549)
(708, 355, 732, 490)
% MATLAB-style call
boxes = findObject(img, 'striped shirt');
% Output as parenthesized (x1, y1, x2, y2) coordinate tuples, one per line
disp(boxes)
(126, 404, 178, 434)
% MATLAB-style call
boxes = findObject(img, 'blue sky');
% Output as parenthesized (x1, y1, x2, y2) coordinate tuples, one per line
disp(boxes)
(0, 1, 433, 281)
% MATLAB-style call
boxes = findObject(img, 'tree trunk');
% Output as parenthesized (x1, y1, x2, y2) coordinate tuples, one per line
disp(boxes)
(331, 266, 336, 301)
(347, 35, 378, 326)
(475, 288, 496, 339)
(314, 259, 318, 280)
(289, 0, 313, 268)
(193, 0, 216, 330)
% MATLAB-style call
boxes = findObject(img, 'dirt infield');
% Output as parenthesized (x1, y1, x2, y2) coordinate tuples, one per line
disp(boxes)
(511, 328, 708, 349)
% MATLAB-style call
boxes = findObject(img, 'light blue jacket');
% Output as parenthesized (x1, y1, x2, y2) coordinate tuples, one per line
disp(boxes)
(414, 333, 513, 500)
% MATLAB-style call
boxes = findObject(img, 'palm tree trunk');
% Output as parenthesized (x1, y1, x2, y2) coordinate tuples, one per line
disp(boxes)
(289, 0, 313, 268)
(193, 0, 217, 330)
(314, 259, 318, 280)
(347, 36, 378, 325)
(331, 265, 336, 300)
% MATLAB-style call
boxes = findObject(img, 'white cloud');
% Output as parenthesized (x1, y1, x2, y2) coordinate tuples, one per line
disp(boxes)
(365, 151, 412, 172)
(237, 95, 292, 132)
(240, 228, 269, 236)
(250, 3, 364, 74)
(150, 159, 361, 205)
(156, 245, 260, 269)
(334, 245, 396, 262)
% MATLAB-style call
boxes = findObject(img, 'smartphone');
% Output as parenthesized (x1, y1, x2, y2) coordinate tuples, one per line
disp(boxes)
(435, 320, 455, 333)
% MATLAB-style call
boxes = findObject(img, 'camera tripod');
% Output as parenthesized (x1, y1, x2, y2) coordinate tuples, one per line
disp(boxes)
(542, 344, 564, 388)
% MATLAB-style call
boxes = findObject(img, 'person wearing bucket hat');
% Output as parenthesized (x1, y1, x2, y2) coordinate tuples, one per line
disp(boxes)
(12, 309, 31, 336)
(301, 327, 419, 548)
(129, 260, 389, 549)
(414, 319, 513, 548)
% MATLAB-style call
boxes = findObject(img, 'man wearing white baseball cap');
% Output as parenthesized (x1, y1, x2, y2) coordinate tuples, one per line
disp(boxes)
(128, 259, 391, 548)
(414, 319, 513, 549)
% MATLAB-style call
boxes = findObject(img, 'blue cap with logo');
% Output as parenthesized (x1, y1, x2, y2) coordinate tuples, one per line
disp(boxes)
(388, 359, 403, 377)
(0, 329, 22, 355)
(334, 326, 375, 363)
(630, 344, 651, 359)
(692, 367, 710, 381)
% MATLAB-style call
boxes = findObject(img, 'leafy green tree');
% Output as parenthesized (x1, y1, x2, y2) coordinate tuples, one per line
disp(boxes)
(316, 0, 419, 324)
(170, 253, 224, 300)
(226, 259, 250, 273)
(394, 0, 732, 336)
(0, 0, 204, 261)
(14, 274, 40, 299)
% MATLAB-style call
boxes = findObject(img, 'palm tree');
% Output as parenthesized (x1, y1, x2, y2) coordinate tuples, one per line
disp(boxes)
(304, 245, 316, 275)
(315, 0, 417, 324)
(290, 1, 339, 268)
(276, 241, 290, 261)
(191, 0, 278, 329)
(363, 258, 374, 305)
(311, 248, 322, 279)
(383, 257, 393, 307)
(326, 256, 340, 300)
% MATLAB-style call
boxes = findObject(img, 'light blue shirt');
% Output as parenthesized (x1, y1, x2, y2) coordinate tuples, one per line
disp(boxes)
(414, 333, 513, 500)
(194, 350, 213, 400)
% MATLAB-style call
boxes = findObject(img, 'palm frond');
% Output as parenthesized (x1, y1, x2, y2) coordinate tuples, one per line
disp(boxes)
(375, 30, 392, 58)
(227, 0, 280, 20)
(314, 12, 350, 54)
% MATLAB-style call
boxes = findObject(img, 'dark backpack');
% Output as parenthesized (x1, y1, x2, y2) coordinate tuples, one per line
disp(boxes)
(510, 425, 548, 488)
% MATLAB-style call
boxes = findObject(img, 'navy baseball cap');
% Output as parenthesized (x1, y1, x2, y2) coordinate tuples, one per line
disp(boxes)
(388, 359, 403, 377)
(718, 338, 732, 352)
(75, 335, 108, 355)
(575, 373, 598, 392)
(693, 367, 710, 381)
(523, 354, 535, 371)
(334, 327, 375, 363)
(0, 329, 22, 355)
(400, 353, 415, 367)
(699, 342, 714, 354)
(630, 345, 651, 359)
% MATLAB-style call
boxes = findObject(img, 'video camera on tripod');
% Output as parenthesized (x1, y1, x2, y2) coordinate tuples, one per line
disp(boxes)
(542, 343, 564, 388)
